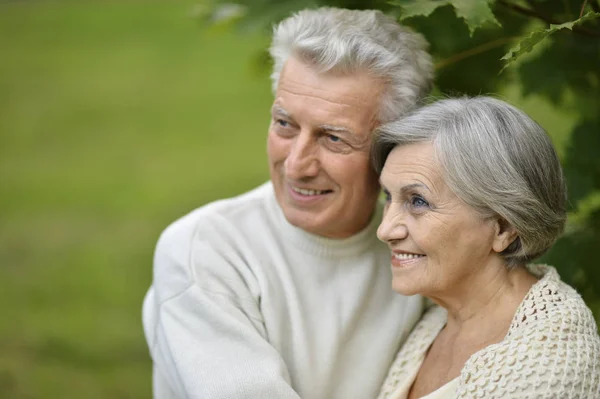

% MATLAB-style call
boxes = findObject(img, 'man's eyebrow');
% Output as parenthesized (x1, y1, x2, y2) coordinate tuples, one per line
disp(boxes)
(271, 105, 291, 118)
(319, 124, 356, 137)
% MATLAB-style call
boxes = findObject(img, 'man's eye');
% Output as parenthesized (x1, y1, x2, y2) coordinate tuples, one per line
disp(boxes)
(321, 133, 351, 153)
(275, 119, 289, 128)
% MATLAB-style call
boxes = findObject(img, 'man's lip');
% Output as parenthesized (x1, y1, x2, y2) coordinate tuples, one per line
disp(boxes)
(287, 182, 332, 192)
(285, 183, 332, 204)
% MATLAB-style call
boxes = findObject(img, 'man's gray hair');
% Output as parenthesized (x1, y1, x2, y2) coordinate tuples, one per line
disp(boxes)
(269, 7, 434, 123)
(373, 96, 567, 266)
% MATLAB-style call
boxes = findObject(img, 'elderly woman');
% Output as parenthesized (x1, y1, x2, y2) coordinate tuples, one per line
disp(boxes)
(373, 97, 600, 399)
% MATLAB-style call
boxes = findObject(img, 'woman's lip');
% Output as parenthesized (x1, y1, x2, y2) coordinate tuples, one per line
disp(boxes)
(391, 255, 426, 268)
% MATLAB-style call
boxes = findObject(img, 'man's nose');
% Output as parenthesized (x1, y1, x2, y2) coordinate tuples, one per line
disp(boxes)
(377, 206, 409, 243)
(284, 133, 319, 180)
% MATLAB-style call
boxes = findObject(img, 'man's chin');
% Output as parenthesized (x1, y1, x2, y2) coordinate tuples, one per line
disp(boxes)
(281, 207, 328, 236)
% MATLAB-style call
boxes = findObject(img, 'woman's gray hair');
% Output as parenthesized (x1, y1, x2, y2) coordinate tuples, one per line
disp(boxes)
(373, 96, 567, 266)
(269, 7, 434, 123)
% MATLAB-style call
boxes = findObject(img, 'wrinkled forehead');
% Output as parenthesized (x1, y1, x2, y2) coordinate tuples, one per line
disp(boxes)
(274, 58, 385, 138)
(381, 143, 446, 189)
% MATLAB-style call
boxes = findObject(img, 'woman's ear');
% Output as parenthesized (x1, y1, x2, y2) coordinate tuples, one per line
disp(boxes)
(492, 218, 519, 253)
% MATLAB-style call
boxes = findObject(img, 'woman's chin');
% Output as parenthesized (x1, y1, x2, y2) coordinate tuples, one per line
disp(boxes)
(391, 279, 423, 297)
(391, 263, 428, 296)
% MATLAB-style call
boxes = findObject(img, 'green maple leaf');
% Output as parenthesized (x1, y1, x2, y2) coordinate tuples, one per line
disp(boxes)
(392, 0, 500, 36)
(500, 11, 600, 72)
(391, 0, 448, 19)
(452, 0, 500, 35)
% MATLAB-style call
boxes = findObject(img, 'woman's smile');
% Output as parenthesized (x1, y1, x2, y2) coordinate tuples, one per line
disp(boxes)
(391, 252, 426, 268)
(378, 142, 499, 297)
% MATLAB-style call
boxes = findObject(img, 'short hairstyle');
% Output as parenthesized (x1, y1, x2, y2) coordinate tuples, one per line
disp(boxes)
(269, 7, 434, 123)
(373, 96, 567, 266)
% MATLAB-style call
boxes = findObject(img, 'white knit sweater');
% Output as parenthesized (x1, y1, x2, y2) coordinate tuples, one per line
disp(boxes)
(378, 264, 600, 399)
(143, 182, 424, 399)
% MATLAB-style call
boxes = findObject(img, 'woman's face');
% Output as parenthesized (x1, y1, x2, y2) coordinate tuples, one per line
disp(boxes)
(377, 142, 502, 298)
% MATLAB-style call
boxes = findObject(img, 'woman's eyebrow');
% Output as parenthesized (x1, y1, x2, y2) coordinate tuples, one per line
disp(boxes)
(400, 183, 430, 194)
(378, 181, 431, 195)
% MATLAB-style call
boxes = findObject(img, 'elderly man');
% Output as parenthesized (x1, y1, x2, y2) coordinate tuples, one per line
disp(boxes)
(142, 7, 433, 399)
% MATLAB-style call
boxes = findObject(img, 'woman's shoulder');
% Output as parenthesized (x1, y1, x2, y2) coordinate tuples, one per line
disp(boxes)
(456, 264, 600, 398)
(508, 264, 597, 336)
(378, 305, 447, 399)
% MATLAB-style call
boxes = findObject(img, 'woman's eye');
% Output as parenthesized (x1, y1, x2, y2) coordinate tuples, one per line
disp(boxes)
(410, 195, 429, 208)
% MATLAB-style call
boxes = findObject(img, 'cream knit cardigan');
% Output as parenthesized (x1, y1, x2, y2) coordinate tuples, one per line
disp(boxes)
(378, 265, 600, 399)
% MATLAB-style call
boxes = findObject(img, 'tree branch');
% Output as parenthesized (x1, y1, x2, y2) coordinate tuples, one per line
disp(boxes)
(498, 0, 600, 37)
(435, 37, 518, 70)
(581, 0, 589, 18)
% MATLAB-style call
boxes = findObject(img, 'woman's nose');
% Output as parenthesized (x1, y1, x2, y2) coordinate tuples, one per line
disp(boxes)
(377, 207, 408, 243)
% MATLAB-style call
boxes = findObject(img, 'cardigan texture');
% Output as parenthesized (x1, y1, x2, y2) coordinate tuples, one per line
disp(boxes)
(142, 182, 424, 399)
(378, 264, 600, 399)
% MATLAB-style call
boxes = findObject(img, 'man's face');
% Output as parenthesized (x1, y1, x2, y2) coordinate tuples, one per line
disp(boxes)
(267, 57, 384, 238)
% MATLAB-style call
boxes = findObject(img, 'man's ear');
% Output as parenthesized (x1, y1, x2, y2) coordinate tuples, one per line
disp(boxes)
(492, 218, 519, 253)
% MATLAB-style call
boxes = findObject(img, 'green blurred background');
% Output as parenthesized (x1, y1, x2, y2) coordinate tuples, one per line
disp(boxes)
(0, 1, 272, 397)
(0, 1, 594, 398)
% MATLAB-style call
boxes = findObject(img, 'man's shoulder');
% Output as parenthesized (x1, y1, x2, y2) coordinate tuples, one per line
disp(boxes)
(161, 181, 275, 241)
(150, 182, 276, 301)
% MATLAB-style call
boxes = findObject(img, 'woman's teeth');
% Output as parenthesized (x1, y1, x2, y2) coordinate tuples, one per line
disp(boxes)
(394, 253, 425, 260)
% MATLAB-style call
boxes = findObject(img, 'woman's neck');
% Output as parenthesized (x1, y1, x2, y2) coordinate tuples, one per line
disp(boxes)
(405, 264, 540, 399)
(429, 263, 538, 332)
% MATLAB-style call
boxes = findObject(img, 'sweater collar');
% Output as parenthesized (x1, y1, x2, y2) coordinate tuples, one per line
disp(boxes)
(266, 182, 383, 258)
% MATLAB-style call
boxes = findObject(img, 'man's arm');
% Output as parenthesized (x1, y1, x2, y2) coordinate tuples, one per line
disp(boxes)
(143, 217, 302, 399)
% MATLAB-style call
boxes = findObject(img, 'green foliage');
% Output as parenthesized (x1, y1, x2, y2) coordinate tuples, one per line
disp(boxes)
(202, 0, 600, 324)
(563, 120, 600, 205)
(500, 11, 600, 71)
(393, 0, 500, 35)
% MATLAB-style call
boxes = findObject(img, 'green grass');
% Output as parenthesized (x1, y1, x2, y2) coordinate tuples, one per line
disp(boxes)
(0, 2, 595, 398)
(0, 2, 271, 397)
